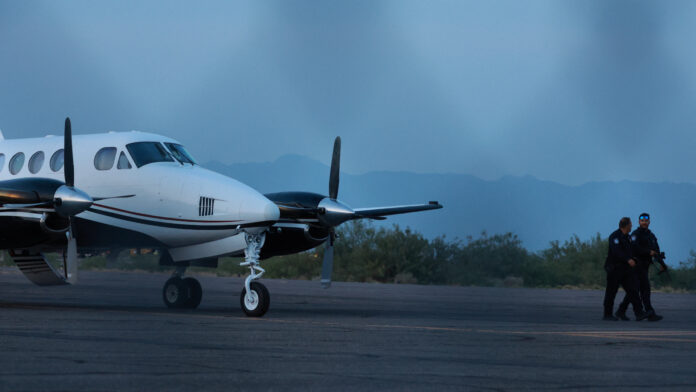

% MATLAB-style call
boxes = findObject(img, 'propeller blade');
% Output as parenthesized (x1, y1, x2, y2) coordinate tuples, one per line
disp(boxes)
(64, 223, 78, 284)
(320, 232, 335, 289)
(329, 136, 341, 200)
(64, 117, 74, 187)
(92, 194, 135, 202)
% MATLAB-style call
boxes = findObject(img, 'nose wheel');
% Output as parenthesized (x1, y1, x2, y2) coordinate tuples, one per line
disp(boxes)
(163, 276, 202, 309)
(240, 281, 270, 317)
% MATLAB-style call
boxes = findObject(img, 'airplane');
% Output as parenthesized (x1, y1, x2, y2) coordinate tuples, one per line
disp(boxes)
(0, 118, 442, 316)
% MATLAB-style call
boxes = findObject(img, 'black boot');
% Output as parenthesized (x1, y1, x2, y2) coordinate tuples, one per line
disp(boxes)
(635, 310, 650, 321)
(615, 309, 630, 321)
(647, 310, 663, 322)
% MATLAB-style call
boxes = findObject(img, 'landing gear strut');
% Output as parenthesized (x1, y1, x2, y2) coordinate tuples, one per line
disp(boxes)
(162, 265, 202, 309)
(240, 232, 270, 317)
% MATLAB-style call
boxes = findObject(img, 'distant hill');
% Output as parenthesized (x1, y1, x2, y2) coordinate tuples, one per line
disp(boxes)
(205, 155, 696, 265)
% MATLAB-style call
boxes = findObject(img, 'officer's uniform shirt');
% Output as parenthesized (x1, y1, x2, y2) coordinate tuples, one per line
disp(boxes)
(607, 229, 633, 268)
(631, 227, 660, 266)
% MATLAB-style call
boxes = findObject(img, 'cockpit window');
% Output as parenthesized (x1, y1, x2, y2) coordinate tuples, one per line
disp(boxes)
(164, 143, 196, 165)
(117, 151, 132, 170)
(126, 142, 174, 168)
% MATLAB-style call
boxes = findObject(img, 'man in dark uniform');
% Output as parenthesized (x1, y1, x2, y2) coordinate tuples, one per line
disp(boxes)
(603, 217, 649, 321)
(615, 213, 664, 321)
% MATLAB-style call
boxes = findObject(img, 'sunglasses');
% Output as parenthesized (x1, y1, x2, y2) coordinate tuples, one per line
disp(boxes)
(639, 216, 650, 221)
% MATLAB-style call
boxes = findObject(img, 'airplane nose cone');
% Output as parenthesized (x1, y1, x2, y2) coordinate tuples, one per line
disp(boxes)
(264, 200, 280, 222)
(241, 195, 279, 223)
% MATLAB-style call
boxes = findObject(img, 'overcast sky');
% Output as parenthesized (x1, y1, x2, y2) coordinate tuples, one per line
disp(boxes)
(1, 0, 695, 185)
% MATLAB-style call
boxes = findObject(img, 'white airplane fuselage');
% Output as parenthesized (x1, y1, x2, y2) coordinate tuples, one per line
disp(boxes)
(0, 122, 442, 316)
(0, 131, 280, 261)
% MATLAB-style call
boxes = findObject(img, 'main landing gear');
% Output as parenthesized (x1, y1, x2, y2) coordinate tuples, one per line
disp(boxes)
(239, 232, 269, 317)
(162, 266, 202, 309)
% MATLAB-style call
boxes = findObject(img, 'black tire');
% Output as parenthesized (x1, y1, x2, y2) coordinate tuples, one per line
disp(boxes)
(163, 277, 188, 308)
(240, 281, 270, 317)
(182, 277, 202, 309)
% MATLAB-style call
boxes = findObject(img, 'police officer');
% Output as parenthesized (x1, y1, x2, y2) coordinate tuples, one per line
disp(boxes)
(615, 213, 663, 321)
(603, 217, 648, 321)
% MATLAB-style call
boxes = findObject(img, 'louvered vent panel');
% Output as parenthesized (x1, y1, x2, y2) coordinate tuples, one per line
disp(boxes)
(199, 197, 215, 216)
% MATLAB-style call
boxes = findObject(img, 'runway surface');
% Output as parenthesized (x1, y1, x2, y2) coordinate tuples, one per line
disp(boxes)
(1, 268, 696, 391)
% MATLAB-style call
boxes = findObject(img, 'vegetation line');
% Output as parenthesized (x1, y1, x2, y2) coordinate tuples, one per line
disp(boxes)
(2, 221, 694, 291)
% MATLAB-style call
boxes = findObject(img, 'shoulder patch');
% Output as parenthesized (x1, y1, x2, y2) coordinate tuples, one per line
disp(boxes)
(613, 238, 619, 244)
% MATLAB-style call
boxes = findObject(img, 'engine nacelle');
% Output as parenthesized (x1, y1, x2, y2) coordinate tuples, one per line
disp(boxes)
(260, 224, 329, 259)
(40, 213, 71, 233)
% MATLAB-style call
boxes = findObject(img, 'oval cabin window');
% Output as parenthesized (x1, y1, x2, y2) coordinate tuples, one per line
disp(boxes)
(50, 149, 64, 172)
(94, 147, 117, 171)
(28, 151, 45, 174)
(9, 152, 25, 175)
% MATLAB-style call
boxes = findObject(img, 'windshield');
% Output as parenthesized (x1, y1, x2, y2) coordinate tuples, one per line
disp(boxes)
(164, 143, 197, 165)
(126, 142, 175, 168)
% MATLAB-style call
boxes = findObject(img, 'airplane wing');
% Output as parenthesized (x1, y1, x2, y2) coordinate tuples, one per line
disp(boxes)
(354, 201, 443, 219)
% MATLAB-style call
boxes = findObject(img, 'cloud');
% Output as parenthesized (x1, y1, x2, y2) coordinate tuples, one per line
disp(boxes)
(1, 1, 695, 184)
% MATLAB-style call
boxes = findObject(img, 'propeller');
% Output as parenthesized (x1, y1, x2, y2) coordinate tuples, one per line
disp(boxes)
(313, 136, 442, 288)
(51, 118, 132, 282)
(60, 117, 83, 283)
(319, 137, 353, 288)
(0, 118, 134, 283)
(317, 138, 357, 229)
(265, 137, 443, 288)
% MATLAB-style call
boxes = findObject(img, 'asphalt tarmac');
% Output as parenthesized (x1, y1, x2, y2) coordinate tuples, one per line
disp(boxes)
(1, 268, 696, 391)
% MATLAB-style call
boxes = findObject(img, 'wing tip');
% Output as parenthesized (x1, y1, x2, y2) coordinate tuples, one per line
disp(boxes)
(429, 201, 444, 209)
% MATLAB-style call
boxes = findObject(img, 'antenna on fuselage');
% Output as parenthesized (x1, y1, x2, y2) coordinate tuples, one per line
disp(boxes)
(0, 129, 4, 141)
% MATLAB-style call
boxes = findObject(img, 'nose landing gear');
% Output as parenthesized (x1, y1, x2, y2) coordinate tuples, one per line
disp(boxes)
(160, 231, 270, 316)
(162, 266, 202, 309)
(240, 232, 269, 317)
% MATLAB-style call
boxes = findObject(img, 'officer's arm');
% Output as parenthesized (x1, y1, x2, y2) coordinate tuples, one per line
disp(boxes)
(610, 236, 631, 263)
(653, 233, 661, 253)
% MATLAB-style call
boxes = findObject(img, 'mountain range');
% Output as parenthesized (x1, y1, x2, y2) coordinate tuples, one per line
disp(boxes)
(205, 155, 696, 265)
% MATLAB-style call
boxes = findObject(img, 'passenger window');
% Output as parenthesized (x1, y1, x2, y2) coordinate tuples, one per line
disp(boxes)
(50, 149, 64, 172)
(0, 153, 5, 172)
(28, 151, 45, 174)
(9, 152, 24, 175)
(94, 147, 117, 170)
(117, 151, 132, 169)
